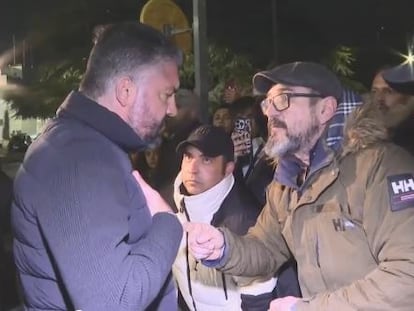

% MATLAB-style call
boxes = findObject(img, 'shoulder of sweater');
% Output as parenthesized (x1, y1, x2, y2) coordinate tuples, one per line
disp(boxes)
(21, 132, 130, 194)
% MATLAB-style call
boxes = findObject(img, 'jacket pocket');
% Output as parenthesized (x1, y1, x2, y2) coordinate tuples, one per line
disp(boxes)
(309, 202, 377, 290)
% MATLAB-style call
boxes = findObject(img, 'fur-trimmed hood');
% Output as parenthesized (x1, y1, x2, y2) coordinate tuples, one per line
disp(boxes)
(341, 96, 389, 156)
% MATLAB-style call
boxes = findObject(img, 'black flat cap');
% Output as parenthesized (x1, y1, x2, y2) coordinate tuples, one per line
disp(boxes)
(253, 61, 343, 101)
(382, 64, 414, 95)
(176, 125, 234, 161)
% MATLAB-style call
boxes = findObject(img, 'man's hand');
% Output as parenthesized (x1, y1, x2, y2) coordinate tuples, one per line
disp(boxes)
(132, 170, 172, 216)
(268, 296, 300, 311)
(184, 222, 225, 260)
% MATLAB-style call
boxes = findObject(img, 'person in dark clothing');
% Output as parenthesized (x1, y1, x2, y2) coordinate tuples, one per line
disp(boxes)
(0, 166, 13, 238)
(157, 89, 202, 209)
(0, 166, 19, 311)
(230, 96, 271, 206)
(11, 22, 183, 311)
(378, 64, 414, 154)
(131, 146, 165, 190)
(172, 125, 278, 311)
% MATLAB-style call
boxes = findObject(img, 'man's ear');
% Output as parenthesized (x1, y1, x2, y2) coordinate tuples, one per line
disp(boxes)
(319, 96, 338, 125)
(225, 161, 235, 176)
(115, 77, 136, 107)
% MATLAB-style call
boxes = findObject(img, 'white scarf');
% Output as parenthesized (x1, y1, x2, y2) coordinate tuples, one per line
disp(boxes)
(173, 172, 234, 223)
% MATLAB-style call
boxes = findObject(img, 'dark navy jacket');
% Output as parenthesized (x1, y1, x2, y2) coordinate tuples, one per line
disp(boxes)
(12, 91, 183, 310)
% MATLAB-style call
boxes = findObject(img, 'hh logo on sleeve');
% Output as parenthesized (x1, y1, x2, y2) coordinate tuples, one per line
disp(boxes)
(387, 174, 414, 211)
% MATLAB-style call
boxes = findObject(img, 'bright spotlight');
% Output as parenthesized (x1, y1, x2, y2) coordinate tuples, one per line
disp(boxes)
(394, 38, 414, 66)
(402, 50, 414, 65)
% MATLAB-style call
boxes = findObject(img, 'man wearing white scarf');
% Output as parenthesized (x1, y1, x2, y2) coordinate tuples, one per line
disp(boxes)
(172, 125, 276, 311)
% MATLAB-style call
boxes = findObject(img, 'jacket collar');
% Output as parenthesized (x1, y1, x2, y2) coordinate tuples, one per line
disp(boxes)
(274, 139, 333, 189)
(56, 91, 148, 152)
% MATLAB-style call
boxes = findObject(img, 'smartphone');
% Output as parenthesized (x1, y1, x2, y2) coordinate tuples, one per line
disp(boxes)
(231, 117, 253, 166)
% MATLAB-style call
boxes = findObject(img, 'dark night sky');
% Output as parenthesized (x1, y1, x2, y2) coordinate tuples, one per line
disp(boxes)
(1, 0, 414, 86)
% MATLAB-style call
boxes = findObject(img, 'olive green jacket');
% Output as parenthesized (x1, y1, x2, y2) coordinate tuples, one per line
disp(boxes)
(217, 105, 414, 310)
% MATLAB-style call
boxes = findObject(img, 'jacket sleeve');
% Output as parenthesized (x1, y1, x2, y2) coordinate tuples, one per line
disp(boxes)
(219, 183, 280, 310)
(295, 146, 414, 311)
(217, 184, 291, 278)
(18, 151, 183, 311)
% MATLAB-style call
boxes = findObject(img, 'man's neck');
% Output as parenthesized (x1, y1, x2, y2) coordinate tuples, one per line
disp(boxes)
(293, 134, 323, 167)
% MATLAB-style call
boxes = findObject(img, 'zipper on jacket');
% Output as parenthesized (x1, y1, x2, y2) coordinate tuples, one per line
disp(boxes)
(315, 235, 320, 268)
(180, 198, 229, 308)
(181, 199, 198, 311)
(221, 272, 228, 300)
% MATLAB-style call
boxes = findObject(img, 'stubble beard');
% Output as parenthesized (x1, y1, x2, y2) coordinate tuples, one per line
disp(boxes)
(131, 96, 164, 145)
(382, 96, 414, 128)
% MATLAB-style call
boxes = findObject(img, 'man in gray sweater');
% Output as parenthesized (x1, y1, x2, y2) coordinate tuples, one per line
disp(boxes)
(12, 22, 183, 311)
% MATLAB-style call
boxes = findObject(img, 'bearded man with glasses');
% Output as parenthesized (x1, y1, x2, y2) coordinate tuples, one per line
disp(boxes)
(184, 61, 414, 311)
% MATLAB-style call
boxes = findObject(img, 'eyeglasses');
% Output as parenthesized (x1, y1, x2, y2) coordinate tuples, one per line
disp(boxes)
(260, 93, 323, 112)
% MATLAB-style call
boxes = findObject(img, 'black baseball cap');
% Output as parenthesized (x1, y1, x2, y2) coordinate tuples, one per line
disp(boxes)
(253, 61, 343, 101)
(176, 125, 234, 161)
(382, 64, 414, 95)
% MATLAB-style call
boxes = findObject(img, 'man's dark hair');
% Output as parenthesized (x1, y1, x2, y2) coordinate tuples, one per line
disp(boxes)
(213, 103, 231, 113)
(229, 96, 255, 117)
(79, 21, 182, 99)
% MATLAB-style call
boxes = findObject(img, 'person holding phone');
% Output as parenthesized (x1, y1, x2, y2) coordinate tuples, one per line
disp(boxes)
(229, 97, 271, 205)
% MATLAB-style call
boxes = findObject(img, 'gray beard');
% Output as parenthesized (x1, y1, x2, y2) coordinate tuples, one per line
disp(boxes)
(264, 119, 321, 160)
(264, 134, 300, 159)
(383, 97, 414, 128)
